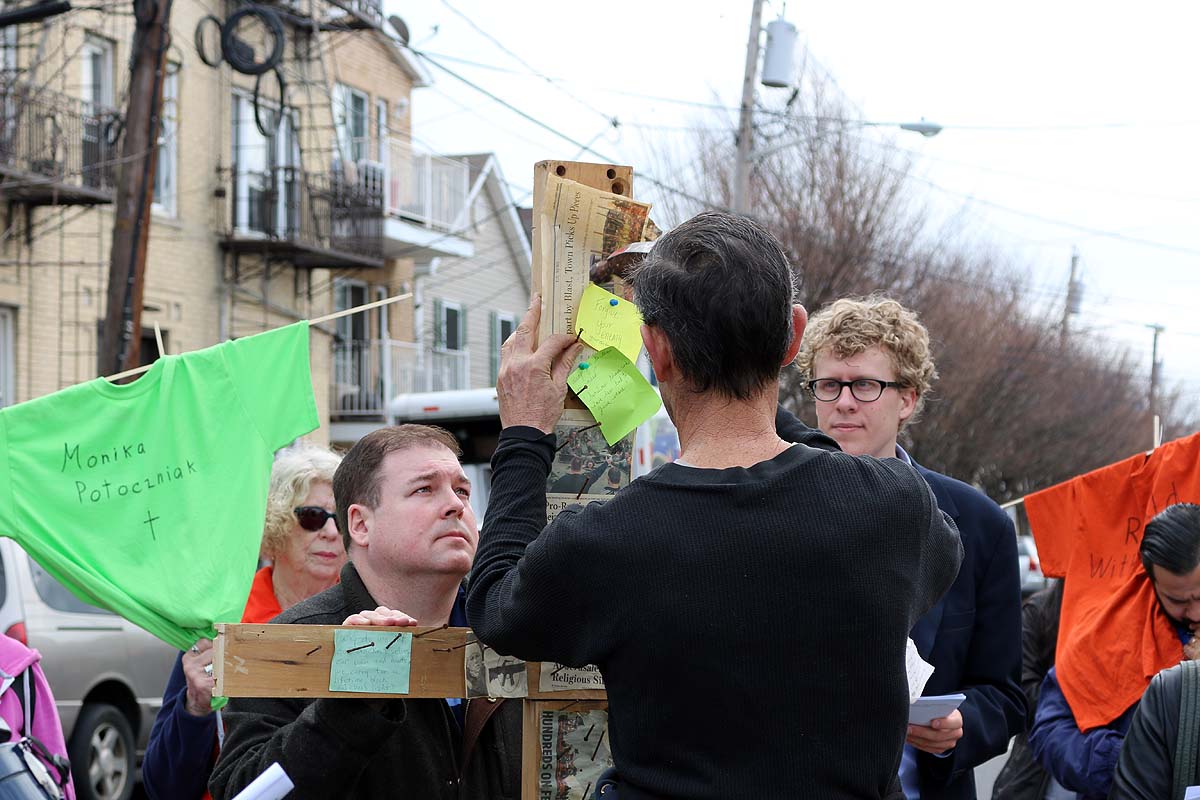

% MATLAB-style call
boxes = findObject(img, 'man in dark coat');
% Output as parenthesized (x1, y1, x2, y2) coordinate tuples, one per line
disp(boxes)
(797, 296, 1026, 800)
(211, 425, 520, 800)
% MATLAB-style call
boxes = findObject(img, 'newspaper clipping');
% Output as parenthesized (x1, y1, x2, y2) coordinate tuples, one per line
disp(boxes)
(536, 174, 651, 345)
(538, 708, 613, 800)
(539, 663, 606, 693)
(547, 410, 633, 520)
(464, 633, 528, 699)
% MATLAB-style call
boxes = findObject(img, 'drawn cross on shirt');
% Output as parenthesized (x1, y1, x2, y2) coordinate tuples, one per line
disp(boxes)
(143, 509, 160, 541)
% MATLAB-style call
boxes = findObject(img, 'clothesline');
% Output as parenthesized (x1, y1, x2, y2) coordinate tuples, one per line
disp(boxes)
(998, 414, 1165, 512)
(103, 293, 414, 383)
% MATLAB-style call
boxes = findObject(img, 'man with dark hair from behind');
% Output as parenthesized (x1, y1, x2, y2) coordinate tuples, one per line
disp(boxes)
(603, 466, 622, 495)
(1031, 502, 1200, 799)
(210, 425, 521, 800)
(468, 211, 963, 799)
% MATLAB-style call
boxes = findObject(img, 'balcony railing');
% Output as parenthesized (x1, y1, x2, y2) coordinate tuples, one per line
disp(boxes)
(333, 339, 471, 417)
(224, 165, 385, 268)
(0, 82, 120, 203)
(345, 137, 468, 232)
(260, 0, 382, 29)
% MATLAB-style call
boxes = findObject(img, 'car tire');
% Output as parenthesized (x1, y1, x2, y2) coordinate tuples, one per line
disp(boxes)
(68, 702, 135, 800)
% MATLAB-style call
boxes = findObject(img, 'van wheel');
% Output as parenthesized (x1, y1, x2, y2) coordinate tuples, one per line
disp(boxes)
(68, 703, 135, 800)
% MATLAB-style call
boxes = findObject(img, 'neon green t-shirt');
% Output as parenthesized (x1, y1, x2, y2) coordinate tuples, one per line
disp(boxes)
(0, 322, 318, 650)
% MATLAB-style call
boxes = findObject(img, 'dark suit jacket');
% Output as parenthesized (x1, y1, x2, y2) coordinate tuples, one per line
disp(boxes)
(909, 463, 1026, 800)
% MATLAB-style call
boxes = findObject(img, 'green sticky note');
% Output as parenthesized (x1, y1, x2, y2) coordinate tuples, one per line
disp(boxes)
(576, 283, 644, 363)
(567, 347, 662, 446)
(329, 629, 413, 694)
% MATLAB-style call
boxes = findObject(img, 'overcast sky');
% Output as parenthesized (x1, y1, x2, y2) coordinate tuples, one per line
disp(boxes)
(384, 0, 1200, 411)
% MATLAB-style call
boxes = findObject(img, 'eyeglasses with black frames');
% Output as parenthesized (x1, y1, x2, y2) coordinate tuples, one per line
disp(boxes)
(293, 506, 336, 532)
(807, 378, 904, 403)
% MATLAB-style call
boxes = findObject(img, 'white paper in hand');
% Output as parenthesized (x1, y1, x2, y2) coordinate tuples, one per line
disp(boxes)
(231, 762, 294, 800)
(909, 693, 967, 726)
(1183, 787, 1200, 800)
(905, 637, 935, 703)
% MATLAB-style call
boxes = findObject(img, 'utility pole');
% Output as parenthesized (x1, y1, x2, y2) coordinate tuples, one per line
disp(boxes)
(99, 0, 172, 376)
(1060, 247, 1081, 344)
(732, 0, 765, 214)
(1147, 323, 1164, 417)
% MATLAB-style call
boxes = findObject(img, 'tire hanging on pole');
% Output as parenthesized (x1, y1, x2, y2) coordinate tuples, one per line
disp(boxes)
(253, 65, 286, 138)
(193, 15, 224, 67)
(220, 5, 284, 76)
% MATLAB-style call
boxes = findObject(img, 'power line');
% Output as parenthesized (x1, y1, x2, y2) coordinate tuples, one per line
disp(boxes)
(414, 49, 745, 115)
(412, 49, 724, 212)
(437, 0, 618, 130)
(862, 133, 1200, 206)
(848, 147, 1200, 259)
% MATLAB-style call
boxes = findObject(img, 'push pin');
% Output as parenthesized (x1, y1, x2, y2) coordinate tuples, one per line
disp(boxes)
(609, 298, 619, 307)
(578, 362, 589, 370)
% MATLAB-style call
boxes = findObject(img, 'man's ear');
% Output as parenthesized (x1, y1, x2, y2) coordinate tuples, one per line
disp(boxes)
(897, 387, 919, 425)
(641, 325, 675, 384)
(782, 304, 808, 366)
(346, 504, 372, 549)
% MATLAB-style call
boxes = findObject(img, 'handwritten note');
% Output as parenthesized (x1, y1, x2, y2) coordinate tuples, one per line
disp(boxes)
(328, 629, 412, 694)
(576, 283, 644, 363)
(905, 637, 935, 703)
(567, 348, 662, 446)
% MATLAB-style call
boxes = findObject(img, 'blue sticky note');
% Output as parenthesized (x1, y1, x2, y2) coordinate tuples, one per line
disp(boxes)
(329, 629, 412, 694)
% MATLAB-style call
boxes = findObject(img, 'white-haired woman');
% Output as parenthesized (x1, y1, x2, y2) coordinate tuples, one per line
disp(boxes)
(142, 444, 345, 800)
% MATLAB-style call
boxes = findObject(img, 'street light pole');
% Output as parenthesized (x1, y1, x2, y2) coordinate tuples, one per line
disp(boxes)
(732, 0, 765, 214)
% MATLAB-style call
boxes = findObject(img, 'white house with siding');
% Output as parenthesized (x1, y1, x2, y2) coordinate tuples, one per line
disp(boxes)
(414, 153, 531, 392)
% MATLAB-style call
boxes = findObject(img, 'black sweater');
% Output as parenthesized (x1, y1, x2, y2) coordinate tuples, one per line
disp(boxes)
(467, 408, 963, 800)
(210, 563, 521, 800)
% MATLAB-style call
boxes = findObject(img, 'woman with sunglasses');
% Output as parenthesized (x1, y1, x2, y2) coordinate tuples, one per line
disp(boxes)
(142, 443, 344, 800)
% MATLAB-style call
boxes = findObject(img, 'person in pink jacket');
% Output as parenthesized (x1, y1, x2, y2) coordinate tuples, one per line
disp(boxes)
(0, 634, 75, 799)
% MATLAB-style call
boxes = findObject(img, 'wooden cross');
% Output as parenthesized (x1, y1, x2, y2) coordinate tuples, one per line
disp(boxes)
(214, 160, 638, 800)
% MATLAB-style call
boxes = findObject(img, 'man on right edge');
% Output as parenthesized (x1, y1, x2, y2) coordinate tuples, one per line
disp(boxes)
(796, 296, 1026, 800)
(468, 212, 963, 799)
(1031, 502, 1200, 800)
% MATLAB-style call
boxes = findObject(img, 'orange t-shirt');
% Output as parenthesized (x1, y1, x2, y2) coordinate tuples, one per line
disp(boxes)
(1024, 431, 1200, 731)
(240, 566, 283, 624)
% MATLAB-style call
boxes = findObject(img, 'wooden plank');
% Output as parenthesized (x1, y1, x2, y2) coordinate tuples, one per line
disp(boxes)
(213, 623, 607, 702)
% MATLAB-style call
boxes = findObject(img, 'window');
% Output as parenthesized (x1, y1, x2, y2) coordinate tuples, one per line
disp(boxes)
(29, 556, 111, 615)
(375, 98, 388, 163)
(232, 93, 297, 235)
(333, 83, 368, 163)
(153, 69, 177, 215)
(433, 299, 465, 351)
(80, 36, 113, 110)
(80, 36, 113, 188)
(0, 5, 17, 82)
(334, 279, 369, 344)
(0, 307, 13, 408)
(490, 311, 516, 384)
